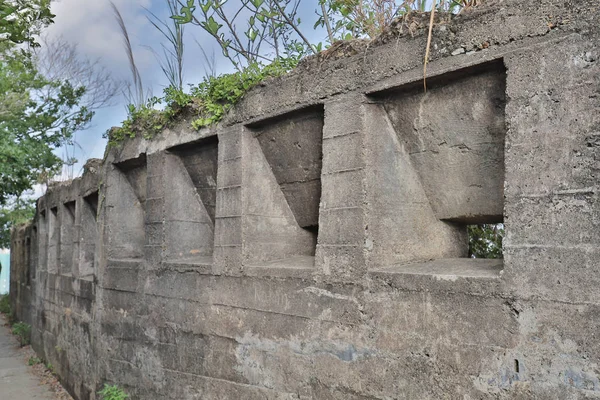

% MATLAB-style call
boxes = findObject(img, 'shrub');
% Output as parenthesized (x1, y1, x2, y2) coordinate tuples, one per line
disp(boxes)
(45, 362, 54, 374)
(12, 322, 31, 346)
(468, 224, 504, 259)
(99, 384, 129, 400)
(0, 295, 10, 315)
(28, 356, 42, 365)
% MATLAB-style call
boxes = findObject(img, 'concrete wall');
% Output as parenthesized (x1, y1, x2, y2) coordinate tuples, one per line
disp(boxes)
(9, 1, 600, 398)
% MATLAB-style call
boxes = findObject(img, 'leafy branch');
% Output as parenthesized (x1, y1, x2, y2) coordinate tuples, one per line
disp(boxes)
(172, 0, 314, 69)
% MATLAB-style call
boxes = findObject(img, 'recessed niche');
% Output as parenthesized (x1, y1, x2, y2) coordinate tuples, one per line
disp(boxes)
(111, 154, 147, 260)
(84, 191, 99, 221)
(169, 136, 218, 223)
(81, 191, 99, 278)
(25, 236, 31, 286)
(116, 154, 147, 205)
(38, 210, 47, 272)
(163, 136, 219, 265)
(48, 207, 59, 274)
(372, 61, 506, 224)
(244, 106, 324, 266)
(251, 107, 323, 231)
(60, 201, 77, 275)
(365, 61, 506, 269)
(64, 201, 76, 222)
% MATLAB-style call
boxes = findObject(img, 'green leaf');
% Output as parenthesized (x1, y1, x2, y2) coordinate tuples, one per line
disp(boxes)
(174, 4, 195, 24)
(247, 27, 258, 41)
(170, 14, 187, 22)
(203, 16, 222, 35)
(200, 1, 212, 13)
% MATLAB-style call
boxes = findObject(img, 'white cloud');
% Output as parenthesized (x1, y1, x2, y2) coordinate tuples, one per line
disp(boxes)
(45, 0, 155, 73)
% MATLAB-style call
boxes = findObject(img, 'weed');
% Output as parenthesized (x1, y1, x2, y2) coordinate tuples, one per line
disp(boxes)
(163, 85, 192, 109)
(105, 96, 167, 145)
(28, 356, 42, 366)
(45, 362, 54, 374)
(190, 57, 298, 129)
(105, 57, 297, 147)
(99, 384, 129, 400)
(11, 322, 31, 346)
(0, 295, 10, 315)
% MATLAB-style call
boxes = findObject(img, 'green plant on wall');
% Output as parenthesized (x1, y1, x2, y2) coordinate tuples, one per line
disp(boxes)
(99, 384, 129, 400)
(105, 97, 167, 145)
(12, 322, 31, 346)
(189, 57, 298, 129)
(105, 57, 298, 147)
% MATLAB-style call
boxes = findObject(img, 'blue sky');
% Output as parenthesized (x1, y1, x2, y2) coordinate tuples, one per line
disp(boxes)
(43, 0, 327, 179)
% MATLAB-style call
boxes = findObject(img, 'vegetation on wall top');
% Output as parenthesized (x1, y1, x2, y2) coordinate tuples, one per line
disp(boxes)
(105, 0, 481, 147)
(104, 56, 299, 146)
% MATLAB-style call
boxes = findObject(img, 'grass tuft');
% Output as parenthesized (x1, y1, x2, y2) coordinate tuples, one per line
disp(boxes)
(12, 322, 31, 346)
(99, 384, 129, 400)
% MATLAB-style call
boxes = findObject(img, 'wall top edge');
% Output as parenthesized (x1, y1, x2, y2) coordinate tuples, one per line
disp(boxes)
(44, 0, 598, 203)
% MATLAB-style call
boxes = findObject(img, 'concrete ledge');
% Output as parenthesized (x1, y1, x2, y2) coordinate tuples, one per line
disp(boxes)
(372, 258, 503, 279)
(161, 257, 214, 275)
(370, 259, 504, 295)
(245, 256, 315, 279)
(106, 258, 144, 269)
(80, 274, 94, 282)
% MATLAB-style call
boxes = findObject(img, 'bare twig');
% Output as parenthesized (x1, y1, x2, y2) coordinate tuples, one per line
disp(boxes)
(423, 0, 437, 92)
(273, 1, 317, 54)
(321, 2, 334, 43)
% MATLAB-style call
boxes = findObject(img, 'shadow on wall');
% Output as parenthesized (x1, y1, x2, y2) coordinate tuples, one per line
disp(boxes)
(0, 250, 9, 294)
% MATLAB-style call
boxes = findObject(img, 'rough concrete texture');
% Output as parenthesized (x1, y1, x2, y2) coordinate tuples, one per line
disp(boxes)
(252, 107, 324, 230)
(9, 0, 600, 398)
(380, 62, 506, 223)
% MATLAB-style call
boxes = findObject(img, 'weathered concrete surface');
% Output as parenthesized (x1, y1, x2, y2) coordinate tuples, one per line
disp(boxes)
(252, 107, 324, 230)
(380, 62, 506, 223)
(9, 0, 600, 399)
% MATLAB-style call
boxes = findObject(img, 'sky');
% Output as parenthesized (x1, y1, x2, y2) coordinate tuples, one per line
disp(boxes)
(41, 0, 327, 180)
